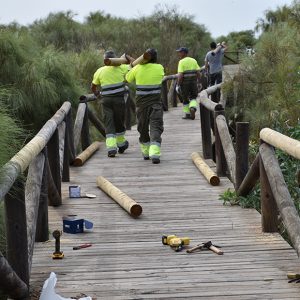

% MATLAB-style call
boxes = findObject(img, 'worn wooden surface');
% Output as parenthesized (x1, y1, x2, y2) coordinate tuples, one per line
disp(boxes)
(30, 106, 300, 299)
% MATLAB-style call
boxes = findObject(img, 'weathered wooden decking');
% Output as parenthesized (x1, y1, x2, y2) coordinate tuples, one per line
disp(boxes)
(31, 106, 300, 299)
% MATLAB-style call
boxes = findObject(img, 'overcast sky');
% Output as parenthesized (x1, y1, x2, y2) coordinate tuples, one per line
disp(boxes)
(0, 0, 294, 37)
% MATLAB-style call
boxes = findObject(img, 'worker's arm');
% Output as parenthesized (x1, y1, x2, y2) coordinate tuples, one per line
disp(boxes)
(177, 72, 184, 85)
(221, 41, 228, 52)
(91, 83, 100, 96)
(213, 44, 223, 54)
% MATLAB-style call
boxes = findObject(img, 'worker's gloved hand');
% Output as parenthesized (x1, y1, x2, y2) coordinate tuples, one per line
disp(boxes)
(175, 85, 181, 95)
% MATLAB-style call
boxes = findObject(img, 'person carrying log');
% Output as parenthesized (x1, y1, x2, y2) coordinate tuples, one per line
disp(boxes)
(176, 47, 201, 120)
(91, 50, 131, 157)
(126, 48, 164, 164)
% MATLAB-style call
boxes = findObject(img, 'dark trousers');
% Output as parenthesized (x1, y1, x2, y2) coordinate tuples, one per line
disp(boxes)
(209, 71, 222, 87)
(137, 103, 164, 144)
(102, 95, 126, 135)
(181, 79, 198, 105)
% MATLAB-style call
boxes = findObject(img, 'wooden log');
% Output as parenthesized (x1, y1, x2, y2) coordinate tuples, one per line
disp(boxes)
(237, 153, 260, 197)
(171, 79, 177, 107)
(25, 153, 45, 272)
(206, 83, 222, 96)
(4, 178, 29, 286)
(191, 152, 220, 186)
(74, 142, 101, 166)
(161, 80, 168, 111)
(235, 122, 249, 190)
(259, 143, 300, 256)
(74, 102, 87, 152)
(214, 110, 227, 177)
(47, 128, 61, 199)
(167, 79, 177, 107)
(87, 107, 106, 137)
(199, 91, 223, 112)
(260, 128, 300, 160)
(46, 153, 62, 207)
(62, 117, 70, 182)
(96, 176, 142, 217)
(0, 252, 28, 299)
(57, 121, 66, 180)
(10, 101, 71, 173)
(79, 94, 97, 103)
(259, 149, 278, 232)
(162, 74, 178, 82)
(216, 114, 236, 185)
(131, 52, 151, 67)
(35, 148, 49, 242)
(104, 57, 128, 66)
(200, 103, 213, 159)
(66, 108, 75, 164)
(81, 105, 91, 151)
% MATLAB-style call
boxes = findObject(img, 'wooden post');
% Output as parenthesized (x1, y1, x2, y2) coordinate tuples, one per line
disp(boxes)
(35, 148, 49, 242)
(161, 80, 168, 111)
(214, 110, 227, 176)
(81, 105, 91, 151)
(200, 103, 212, 159)
(25, 153, 45, 272)
(87, 107, 106, 137)
(125, 92, 132, 130)
(260, 142, 300, 255)
(66, 109, 75, 164)
(259, 145, 278, 232)
(0, 253, 28, 299)
(57, 121, 66, 180)
(62, 118, 70, 182)
(167, 79, 176, 108)
(47, 128, 61, 198)
(216, 114, 236, 185)
(172, 79, 177, 107)
(237, 153, 259, 197)
(235, 122, 249, 190)
(74, 103, 86, 153)
(4, 178, 29, 286)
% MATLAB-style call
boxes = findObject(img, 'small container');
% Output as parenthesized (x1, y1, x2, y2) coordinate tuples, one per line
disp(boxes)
(69, 185, 81, 198)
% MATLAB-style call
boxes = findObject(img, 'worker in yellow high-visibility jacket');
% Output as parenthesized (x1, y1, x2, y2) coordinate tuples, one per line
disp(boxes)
(126, 49, 164, 164)
(176, 47, 201, 120)
(91, 50, 129, 157)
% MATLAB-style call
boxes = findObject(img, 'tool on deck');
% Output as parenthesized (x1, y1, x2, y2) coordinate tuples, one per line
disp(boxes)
(162, 235, 190, 252)
(287, 273, 300, 283)
(52, 230, 64, 259)
(73, 243, 92, 250)
(186, 241, 223, 255)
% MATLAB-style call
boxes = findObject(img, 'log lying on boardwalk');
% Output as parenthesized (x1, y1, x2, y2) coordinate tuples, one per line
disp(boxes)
(96, 176, 142, 217)
(191, 152, 220, 186)
(74, 142, 101, 166)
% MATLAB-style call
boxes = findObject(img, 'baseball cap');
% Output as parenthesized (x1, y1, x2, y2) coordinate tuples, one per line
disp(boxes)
(176, 47, 188, 53)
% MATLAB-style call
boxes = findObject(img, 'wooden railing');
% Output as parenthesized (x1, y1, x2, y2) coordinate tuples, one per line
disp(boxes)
(199, 83, 300, 257)
(0, 100, 104, 299)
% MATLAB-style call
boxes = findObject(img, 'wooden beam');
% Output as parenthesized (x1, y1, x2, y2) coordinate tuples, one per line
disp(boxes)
(216, 114, 236, 184)
(235, 122, 249, 190)
(74, 102, 86, 153)
(81, 104, 91, 151)
(87, 107, 106, 137)
(259, 143, 300, 255)
(260, 128, 300, 160)
(5, 178, 29, 286)
(199, 90, 223, 112)
(191, 152, 220, 186)
(62, 117, 70, 182)
(35, 148, 49, 242)
(199, 103, 213, 159)
(0, 252, 28, 299)
(57, 121, 65, 180)
(161, 80, 168, 111)
(66, 108, 75, 164)
(73, 142, 101, 166)
(237, 153, 260, 197)
(97, 176, 142, 217)
(25, 152, 45, 272)
(167, 79, 177, 108)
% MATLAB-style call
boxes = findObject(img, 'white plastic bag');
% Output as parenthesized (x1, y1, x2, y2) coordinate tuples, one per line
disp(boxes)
(39, 272, 92, 300)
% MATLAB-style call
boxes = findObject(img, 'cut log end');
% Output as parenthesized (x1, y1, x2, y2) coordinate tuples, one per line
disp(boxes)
(210, 176, 220, 186)
(130, 204, 143, 218)
(73, 158, 83, 167)
(104, 58, 111, 66)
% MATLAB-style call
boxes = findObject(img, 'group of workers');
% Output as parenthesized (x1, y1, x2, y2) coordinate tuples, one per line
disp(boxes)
(91, 41, 227, 164)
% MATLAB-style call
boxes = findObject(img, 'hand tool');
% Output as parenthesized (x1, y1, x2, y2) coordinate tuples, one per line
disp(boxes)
(73, 243, 92, 250)
(52, 230, 64, 259)
(162, 235, 190, 252)
(186, 241, 223, 255)
(287, 273, 300, 283)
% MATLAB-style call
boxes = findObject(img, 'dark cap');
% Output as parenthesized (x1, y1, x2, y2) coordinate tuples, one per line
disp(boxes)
(103, 50, 116, 59)
(176, 47, 188, 53)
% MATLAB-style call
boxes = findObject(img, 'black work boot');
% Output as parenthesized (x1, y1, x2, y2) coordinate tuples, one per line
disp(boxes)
(151, 157, 160, 164)
(118, 140, 129, 154)
(108, 149, 117, 157)
(182, 114, 191, 120)
(190, 108, 196, 120)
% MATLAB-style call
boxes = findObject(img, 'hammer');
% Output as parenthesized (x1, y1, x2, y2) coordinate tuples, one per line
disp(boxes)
(186, 241, 223, 255)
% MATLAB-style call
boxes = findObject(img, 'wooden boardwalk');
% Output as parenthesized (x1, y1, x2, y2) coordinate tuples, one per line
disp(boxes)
(30, 106, 300, 299)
